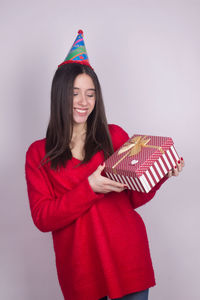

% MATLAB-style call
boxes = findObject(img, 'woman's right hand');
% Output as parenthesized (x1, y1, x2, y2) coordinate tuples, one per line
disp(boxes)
(88, 163, 127, 194)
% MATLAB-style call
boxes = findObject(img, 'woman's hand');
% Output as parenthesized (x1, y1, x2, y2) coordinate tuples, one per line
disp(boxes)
(167, 157, 185, 178)
(88, 163, 127, 194)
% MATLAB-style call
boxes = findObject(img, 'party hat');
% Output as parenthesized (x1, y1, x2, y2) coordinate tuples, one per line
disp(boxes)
(58, 30, 92, 69)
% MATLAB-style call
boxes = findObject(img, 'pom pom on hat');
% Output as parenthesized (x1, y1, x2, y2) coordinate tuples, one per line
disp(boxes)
(58, 29, 93, 69)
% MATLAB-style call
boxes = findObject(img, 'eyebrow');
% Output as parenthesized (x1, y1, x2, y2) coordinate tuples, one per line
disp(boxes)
(73, 87, 96, 91)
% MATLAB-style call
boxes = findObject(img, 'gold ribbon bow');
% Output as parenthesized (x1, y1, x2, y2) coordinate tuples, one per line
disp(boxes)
(112, 136, 164, 171)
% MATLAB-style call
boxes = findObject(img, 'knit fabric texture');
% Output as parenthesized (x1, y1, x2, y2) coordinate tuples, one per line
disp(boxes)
(25, 124, 167, 300)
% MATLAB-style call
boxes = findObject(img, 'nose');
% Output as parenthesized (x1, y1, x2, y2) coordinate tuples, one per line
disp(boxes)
(78, 92, 87, 106)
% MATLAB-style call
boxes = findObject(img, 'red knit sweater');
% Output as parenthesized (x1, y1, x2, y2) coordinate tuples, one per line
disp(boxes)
(25, 124, 167, 300)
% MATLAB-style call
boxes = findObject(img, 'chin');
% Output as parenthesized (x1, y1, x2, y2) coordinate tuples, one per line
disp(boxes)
(73, 117, 88, 124)
(73, 112, 92, 124)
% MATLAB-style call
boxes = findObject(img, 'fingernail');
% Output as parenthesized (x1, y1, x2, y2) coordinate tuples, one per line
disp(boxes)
(178, 160, 180, 164)
(174, 166, 177, 169)
(181, 157, 183, 161)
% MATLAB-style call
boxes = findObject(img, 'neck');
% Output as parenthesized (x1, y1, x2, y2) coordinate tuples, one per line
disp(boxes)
(72, 122, 87, 137)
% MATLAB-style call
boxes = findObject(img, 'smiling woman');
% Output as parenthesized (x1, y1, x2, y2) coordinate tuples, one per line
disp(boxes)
(40, 63, 114, 169)
(25, 30, 184, 300)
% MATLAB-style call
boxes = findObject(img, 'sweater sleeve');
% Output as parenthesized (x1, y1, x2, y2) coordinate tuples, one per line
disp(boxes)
(108, 124, 130, 151)
(25, 142, 103, 233)
(108, 124, 169, 209)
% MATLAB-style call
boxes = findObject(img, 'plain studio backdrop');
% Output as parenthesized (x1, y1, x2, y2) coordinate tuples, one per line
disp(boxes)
(1, 0, 199, 299)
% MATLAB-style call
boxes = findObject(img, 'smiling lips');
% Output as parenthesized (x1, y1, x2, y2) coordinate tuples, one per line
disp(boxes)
(74, 107, 88, 115)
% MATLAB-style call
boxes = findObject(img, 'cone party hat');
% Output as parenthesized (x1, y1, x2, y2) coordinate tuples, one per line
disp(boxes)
(58, 30, 92, 69)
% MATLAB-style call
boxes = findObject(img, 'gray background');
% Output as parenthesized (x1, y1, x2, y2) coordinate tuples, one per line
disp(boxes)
(1, 0, 199, 299)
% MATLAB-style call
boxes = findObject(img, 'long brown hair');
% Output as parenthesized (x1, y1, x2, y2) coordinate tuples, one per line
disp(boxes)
(40, 63, 114, 170)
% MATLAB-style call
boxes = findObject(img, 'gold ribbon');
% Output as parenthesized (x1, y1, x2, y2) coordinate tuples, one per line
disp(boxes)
(112, 136, 164, 172)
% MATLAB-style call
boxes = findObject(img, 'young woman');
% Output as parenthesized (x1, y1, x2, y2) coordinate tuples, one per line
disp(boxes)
(25, 32, 184, 300)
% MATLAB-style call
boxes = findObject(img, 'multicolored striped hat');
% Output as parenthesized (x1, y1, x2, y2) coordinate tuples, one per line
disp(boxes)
(58, 29, 92, 69)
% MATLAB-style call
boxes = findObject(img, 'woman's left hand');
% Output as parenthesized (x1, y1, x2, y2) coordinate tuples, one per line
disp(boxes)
(167, 157, 185, 178)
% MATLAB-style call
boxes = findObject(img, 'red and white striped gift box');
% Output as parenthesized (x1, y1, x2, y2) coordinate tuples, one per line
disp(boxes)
(104, 134, 180, 193)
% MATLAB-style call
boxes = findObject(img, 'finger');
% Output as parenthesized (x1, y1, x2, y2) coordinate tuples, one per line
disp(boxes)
(101, 176, 124, 186)
(180, 157, 185, 167)
(167, 169, 173, 178)
(97, 163, 105, 174)
(172, 166, 179, 176)
(102, 176, 126, 188)
(98, 182, 124, 193)
(177, 160, 182, 172)
(106, 185, 126, 193)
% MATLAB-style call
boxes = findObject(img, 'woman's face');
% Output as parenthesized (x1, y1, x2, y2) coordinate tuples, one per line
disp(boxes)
(72, 73, 96, 125)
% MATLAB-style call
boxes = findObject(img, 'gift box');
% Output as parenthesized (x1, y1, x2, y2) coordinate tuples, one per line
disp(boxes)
(104, 134, 180, 193)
